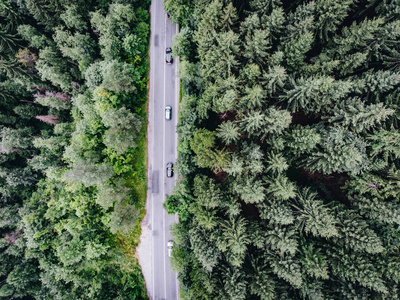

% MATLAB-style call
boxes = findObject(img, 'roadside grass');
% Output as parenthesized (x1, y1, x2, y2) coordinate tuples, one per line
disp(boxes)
(116, 98, 148, 260)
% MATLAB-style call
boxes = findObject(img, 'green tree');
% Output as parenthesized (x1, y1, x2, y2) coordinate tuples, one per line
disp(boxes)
(63, 159, 114, 187)
(303, 127, 368, 175)
(292, 187, 339, 239)
(326, 98, 395, 133)
(216, 120, 240, 145)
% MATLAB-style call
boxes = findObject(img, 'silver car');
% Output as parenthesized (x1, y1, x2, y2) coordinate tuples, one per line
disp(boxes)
(165, 106, 172, 120)
(166, 162, 173, 178)
(167, 240, 173, 257)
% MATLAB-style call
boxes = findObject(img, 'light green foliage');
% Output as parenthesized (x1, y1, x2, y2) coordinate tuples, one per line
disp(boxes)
(1, 127, 33, 153)
(329, 247, 388, 293)
(335, 210, 384, 254)
(269, 253, 302, 288)
(189, 227, 221, 271)
(293, 187, 339, 238)
(262, 65, 287, 95)
(101, 60, 138, 94)
(240, 85, 266, 109)
(217, 216, 249, 267)
(284, 76, 352, 113)
(265, 225, 299, 256)
(304, 127, 369, 175)
(368, 128, 400, 162)
(222, 266, 248, 300)
(224, 154, 244, 176)
(265, 152, 288, 174)
(17, 24, 51, 49)
(53, 29, 96, 65)
(35, 96, 71, 110)
(90, 4, 136, 60)
(233, 176, 265, 204)
(172, 27, 193, 60)
(190, 128, 230, 172)
(216, 120, 240, 144)
(193, 175, 224, 208)
(285, 2, 315, 41)
(326, 98, 395, 133)
(258, 199, 294, 225)
(36, 47, 72, 91)
(300, 241, 329, 280)
(213, 88, 237, 113)
(101, 106, 142, 155)
(244, 29, 271, 64)
(60, 5, 87, 31)
(64, 159, 114, 187)
(284, 32, 314, 71)
(315, 0, 354, 41)
(285, 125, 321, 156)
(107, 201, 139, 235)
(265, 175, 297, 201)
(96, 178, 131, 211)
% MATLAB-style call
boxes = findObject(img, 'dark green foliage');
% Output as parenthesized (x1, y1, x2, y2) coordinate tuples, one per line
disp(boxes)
(168, 0, 400, 299)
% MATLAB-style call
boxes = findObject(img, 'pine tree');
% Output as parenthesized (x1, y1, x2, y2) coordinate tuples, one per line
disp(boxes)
(265, 225, 298, 255)
(239, 85, 266, 109)
(189, 227, 221, 271)
(335, 210, 384, 254)
(239, 110, 265, 136)
(328, 247, 388, 294)
(244, 29, 271, 65)
(249, 256, 276, 300)
(217, 216, 249, 267)
(221, 266, 248, 300)
(368, 128, 400, 162)
(303, 127, 369, 175)
(284, 32, 314, 72)
(216, 120, 240, 145)
(262, 65, 287, 95)
(300, 239, 329, 280)
(326, 98, 395, 133)
(265, 152, 288, 175)
(258, 199, 294, 225)
(265, 174, 297, 201)
(314, 0, 354, 42)
(292, 187, 339, 238)
(268, 252, 303, 288)
(285, 125, 321, 157)
(232, 175, 265, 204)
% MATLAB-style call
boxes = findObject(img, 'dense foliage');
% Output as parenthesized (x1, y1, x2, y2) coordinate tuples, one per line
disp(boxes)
(164, 0, 400, 298)
(0, 0, 149, 298)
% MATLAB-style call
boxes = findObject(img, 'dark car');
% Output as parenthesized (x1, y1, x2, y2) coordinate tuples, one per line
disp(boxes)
(166, 47, 173, 64)
(166, 162, 173, 177)
(165, 106, 172, 120)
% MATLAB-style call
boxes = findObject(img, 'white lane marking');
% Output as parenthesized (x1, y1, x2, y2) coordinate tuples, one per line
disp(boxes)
(163, 5, 168, 300)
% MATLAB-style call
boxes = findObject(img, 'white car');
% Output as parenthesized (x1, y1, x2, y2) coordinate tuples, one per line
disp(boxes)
(165, 106, 172, 120)
(167, 240, 173, 257)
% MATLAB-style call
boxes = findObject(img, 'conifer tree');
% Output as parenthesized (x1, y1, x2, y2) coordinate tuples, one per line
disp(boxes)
(292, 187, 339, 239)
(326, 97, 395, 133)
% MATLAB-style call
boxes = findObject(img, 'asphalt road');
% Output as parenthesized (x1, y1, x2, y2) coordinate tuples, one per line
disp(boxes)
(142, 0, 179, 299)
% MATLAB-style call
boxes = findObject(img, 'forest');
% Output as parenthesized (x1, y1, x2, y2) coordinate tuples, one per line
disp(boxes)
(0, 0, 149, 298)
(164, 0, 400, 299)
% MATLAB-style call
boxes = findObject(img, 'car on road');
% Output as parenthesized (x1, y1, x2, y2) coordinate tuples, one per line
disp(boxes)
(167, 240, 173, 257)
(166, 162, 173, 178)
(165, 105, 172, 120)
(166, 47, 173, 64)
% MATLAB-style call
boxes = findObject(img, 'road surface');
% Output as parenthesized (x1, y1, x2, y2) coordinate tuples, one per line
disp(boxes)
(137, 0, 179, 299)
